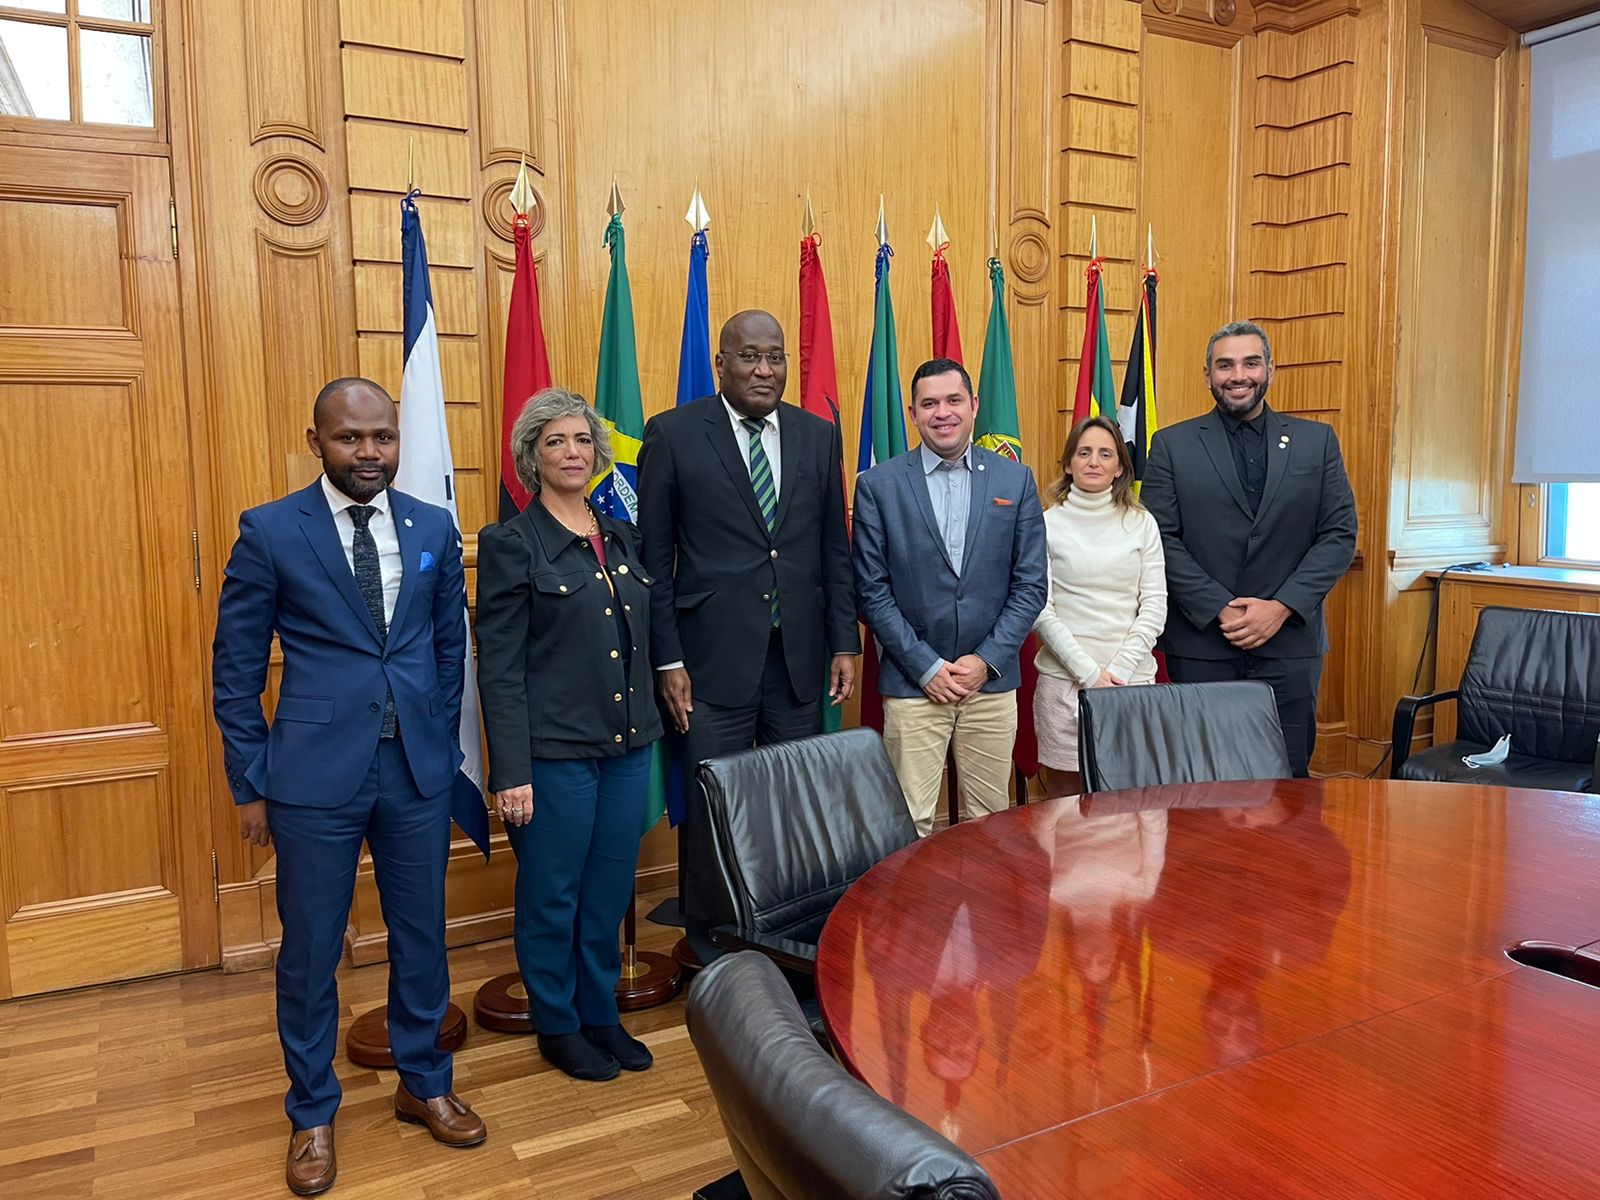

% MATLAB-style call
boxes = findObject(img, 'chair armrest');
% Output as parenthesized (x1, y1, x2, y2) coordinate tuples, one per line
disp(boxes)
(709, 925, 818, 976)
(1391, 690, 1459, 778)
(1591, 737, 1600, 795)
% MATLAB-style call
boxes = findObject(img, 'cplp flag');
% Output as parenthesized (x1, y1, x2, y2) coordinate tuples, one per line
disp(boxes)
(499, 202, 553, 520)
(973, 257, 1022, 463)
(799, 227, 846, 732)
(1071, 256, 1117, 424)
(1118, 267, 1159, 483)
(396, 191, 490, 859)
(589, 213, 644, 522)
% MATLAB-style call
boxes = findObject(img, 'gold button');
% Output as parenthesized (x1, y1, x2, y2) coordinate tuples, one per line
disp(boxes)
(605, 607, 613, 616)
(558, 585, 568, 593)
(609, 649, 619, 659)
(617, 564, 629, 574)
(624, 604, 631, 611)
(614, 692, 622, 702)
(770, 549, 778, 559)
(595, 572, 604, 580)
(629, 727, 636, 734)
(613, 734, 623, 743)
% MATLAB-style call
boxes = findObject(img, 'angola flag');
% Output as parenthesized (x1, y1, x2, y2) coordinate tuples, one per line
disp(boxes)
(1072, 257, 1117, 423)
(498, 210, 553, 520)
(1118, 269, 1159, 482)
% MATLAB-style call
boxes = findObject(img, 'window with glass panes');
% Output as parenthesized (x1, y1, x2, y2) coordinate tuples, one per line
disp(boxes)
(0, 2, 155, 129)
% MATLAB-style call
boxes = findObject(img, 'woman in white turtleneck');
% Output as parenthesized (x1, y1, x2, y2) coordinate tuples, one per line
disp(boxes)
(1032, 416, 1167, 794)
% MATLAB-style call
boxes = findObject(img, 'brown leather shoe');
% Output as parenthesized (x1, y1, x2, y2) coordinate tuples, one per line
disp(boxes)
(285, 1125, 335, 1196)
(393, 1084, 487, 1148)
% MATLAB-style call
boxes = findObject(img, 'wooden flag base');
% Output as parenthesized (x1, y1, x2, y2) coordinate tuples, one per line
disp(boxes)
(671, 936, 704, 976)
(345, 1002, 468, 1069)
(473, 973, 535, 1034)
(617, 944, 682, 1010)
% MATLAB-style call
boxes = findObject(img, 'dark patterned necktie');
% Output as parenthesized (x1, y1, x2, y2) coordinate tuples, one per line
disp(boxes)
(350, 505, 397, 737)
(742, 419, 779, 627)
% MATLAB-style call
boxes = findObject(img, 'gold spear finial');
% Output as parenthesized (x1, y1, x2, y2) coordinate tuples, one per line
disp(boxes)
(607, 177, 624, 218)
(875, 194, 888, 247)
(509, 151, 536, 219)
(925, 205, 949, 254)
(1090, 212, 1099, 259)
(684, 183, 710, 233)
(802, 190, 816, 238)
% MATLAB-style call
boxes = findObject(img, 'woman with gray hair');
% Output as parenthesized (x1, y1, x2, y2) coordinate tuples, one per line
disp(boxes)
(474, 387, 663, 1082)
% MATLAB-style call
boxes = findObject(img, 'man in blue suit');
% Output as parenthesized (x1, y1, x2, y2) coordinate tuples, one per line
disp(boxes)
(854, 358, 1048, 836)
(212, 378, 486, 1196)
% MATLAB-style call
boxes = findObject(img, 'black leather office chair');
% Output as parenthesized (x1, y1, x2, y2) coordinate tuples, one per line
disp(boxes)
(1392, 606, 1600, 792)
(687, 952, 1001, 1200)
(696, 728, 918, 973)
(1078, 680, 1293, 791)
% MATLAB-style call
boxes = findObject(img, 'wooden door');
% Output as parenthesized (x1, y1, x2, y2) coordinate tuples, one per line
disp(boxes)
(0, 144, 216, 996)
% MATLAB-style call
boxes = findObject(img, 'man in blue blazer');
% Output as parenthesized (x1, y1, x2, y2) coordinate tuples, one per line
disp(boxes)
(854, 358, 1048, 836)
(212, 378, 486, 1196)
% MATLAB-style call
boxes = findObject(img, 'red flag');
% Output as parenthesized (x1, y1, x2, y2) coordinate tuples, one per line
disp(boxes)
(499, 215, 553, 520)
(799, 233, 843, 425)
(1071, 257, 1116, 424)
(930, 248, 964, 364)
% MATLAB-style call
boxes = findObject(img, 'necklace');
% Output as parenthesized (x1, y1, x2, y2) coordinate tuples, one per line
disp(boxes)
(541, 495, 597, 538)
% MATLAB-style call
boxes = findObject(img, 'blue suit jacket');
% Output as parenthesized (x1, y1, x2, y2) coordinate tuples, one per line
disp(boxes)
(212, 480, 468, 808)
(853, 445, 1047, 697)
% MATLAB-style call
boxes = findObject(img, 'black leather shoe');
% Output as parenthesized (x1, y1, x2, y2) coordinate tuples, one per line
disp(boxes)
(582, 1023, 653, 1071)
(537, 1032, 620, 1081)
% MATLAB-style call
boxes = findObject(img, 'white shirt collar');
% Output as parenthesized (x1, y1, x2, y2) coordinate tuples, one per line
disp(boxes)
(722, 393, 778, 432)
(320, 474, 391, 517)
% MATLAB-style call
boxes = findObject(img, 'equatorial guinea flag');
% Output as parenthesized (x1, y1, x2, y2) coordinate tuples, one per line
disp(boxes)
(396, 191, 490, 859)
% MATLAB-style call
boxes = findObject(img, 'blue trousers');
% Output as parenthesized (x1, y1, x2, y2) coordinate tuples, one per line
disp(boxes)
(268, 737, 452, 1129)
(501, 747, 651, 1034)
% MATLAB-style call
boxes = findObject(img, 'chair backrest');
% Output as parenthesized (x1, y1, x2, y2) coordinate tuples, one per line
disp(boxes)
(686, 952, 1002, 1200)
(1457, 607, 1600, 763)
(697, 728, 918, 946)
(1078, 681, 1292, 791)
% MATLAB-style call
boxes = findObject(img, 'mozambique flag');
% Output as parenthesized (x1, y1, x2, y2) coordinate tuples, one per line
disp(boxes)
(1072, 257, 1117, 423)
(857, 242, 908, 471)
(590, 213, 643, 522)
(589, 210, 664, 832)
(973, 257, 1022, 463)
(1118, 268, 1159, 481)
(799, 229, 846, 733)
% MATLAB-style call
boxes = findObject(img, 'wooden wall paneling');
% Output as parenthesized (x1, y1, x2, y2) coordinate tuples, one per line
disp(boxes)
(473, 0, 544, 170)
(341, 47, 470, 130)
(243, 0, 323, 147)
(1136, 25, 1243, 429)
(339, 0, 466, 58)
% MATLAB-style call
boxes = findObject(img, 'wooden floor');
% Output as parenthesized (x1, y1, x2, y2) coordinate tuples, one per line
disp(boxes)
(0, 888, 735, 1200)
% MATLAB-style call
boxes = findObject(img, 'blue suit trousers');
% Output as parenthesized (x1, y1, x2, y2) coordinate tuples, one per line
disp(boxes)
(268, 737, 452, 1129)
(502, 748, 651, 1034)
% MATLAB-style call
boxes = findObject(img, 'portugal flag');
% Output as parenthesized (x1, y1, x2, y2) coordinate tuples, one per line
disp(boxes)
(1072, 256, 1117, 423)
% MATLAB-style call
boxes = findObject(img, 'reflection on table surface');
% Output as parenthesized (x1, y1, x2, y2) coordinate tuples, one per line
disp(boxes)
(815, 778, 1600, 1197)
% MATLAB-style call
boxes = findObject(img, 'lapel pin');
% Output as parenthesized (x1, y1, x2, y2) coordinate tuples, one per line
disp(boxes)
(1278, 436, 1290, 448)
(404, 517, 414, 527)
(977, 463, 986, 471)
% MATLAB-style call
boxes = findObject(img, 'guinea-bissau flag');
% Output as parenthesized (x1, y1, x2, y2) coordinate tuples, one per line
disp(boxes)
(498, 201, 554, 520)
(1118, 267, 1159, 482)
(799, 228, 847, 733)
(972, 257, 1038, 779)
(1072, 256, 1117, 423)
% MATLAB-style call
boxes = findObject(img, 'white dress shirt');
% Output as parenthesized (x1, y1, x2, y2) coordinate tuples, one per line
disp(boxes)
(723, 393, 782, 500)
(321, 475, 402, 626)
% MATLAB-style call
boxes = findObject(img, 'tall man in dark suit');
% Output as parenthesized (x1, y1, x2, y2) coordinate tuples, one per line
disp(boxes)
(1140, 320, 1358, 777)
(853, 358, 1048, 836)
(637, 310, 860, 956)
(212, 379, 486, 1197)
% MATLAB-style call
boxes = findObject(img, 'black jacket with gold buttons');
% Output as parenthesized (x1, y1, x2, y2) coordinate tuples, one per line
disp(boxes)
(475, 500, 663, 790)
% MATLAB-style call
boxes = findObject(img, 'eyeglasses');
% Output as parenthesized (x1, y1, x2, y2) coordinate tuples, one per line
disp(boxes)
(734, 351, 788, 367)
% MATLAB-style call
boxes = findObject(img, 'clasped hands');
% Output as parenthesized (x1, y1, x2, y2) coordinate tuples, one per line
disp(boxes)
(922, 654, 992, 704)
(1218, 596, 1290, 651)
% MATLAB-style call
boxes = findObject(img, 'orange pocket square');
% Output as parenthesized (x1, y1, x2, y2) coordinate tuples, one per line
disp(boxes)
(993, 497, 1014, 507)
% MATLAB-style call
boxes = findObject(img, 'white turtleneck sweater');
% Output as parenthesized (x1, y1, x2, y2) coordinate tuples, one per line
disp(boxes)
(1033, 484, 1167, 686)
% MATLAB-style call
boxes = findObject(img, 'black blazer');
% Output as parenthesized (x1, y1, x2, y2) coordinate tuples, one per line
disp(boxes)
(1140, 405, 1357, 660)
(474, 500, 663, 791)
(637, 395, 860, 708)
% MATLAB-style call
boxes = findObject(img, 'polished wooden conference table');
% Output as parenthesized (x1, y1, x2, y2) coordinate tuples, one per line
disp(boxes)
(815, 778, 1600, 1198)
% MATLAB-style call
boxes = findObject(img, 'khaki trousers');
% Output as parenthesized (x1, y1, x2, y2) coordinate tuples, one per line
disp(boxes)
(882, 691, 1018, 837)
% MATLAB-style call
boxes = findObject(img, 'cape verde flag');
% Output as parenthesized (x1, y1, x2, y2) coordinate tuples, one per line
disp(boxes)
(396, 191, 490, 859)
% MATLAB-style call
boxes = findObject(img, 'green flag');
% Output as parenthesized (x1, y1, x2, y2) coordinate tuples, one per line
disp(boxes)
(857, 243, 908, 470)
(974, 257, 1023, 462)
(588, 211, 664, 834)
